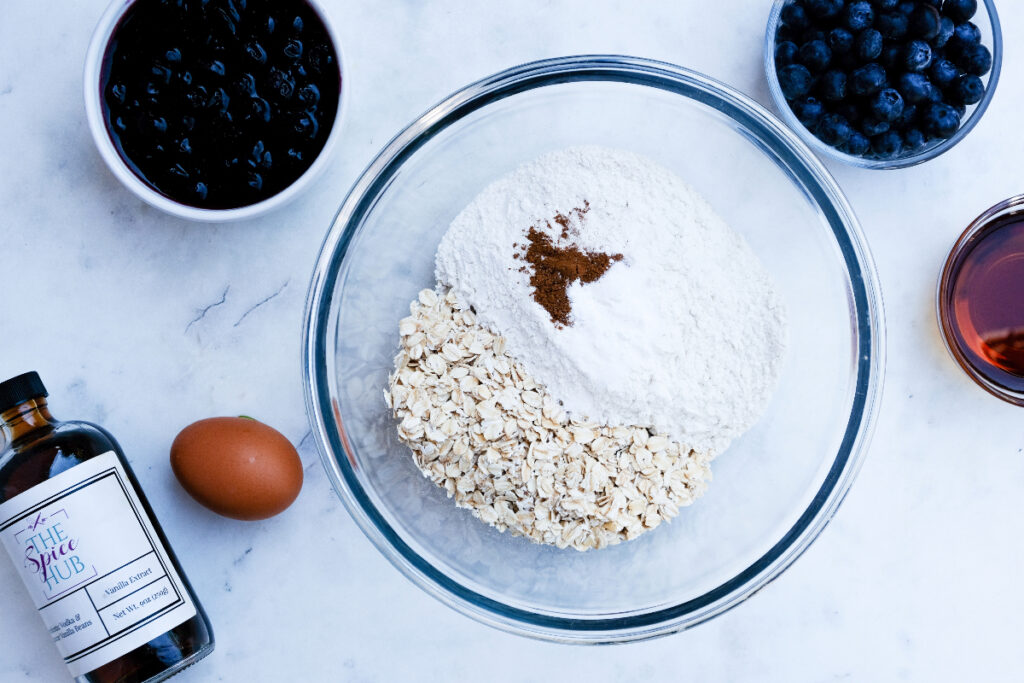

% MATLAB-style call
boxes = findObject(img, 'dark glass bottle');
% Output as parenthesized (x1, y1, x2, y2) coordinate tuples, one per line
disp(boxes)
(0, 372, 213, 682)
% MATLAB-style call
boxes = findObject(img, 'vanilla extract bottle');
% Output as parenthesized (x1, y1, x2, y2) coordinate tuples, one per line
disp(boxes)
(0, 372, 213, 682)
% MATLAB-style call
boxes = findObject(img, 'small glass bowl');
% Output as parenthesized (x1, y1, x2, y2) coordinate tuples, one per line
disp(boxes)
(83, 0, 346, 222)
(937, 194, 1024, 406)
(304, 55, 885, 642)
(764, 0, 1002, 170)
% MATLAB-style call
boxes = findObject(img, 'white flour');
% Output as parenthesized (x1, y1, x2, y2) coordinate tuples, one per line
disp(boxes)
(435, 146, 786, 455)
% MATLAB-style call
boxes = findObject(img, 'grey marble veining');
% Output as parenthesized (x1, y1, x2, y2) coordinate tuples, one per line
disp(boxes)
(2, 1, 1023, 681)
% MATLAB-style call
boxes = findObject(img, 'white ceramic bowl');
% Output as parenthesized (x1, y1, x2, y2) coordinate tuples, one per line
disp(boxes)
(83, 0, 346, 222)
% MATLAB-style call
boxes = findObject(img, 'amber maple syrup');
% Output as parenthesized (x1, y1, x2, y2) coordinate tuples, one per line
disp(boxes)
(940, 203, 1024, 402)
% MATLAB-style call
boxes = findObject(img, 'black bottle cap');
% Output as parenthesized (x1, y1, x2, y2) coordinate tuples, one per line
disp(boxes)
(0, 372, 48, 413)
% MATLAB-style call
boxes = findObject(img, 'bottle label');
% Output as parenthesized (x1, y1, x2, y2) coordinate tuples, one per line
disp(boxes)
(0, 451, 197, 677)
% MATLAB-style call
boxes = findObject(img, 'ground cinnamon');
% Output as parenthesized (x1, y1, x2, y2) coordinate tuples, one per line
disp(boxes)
(516, 203, 622, 327)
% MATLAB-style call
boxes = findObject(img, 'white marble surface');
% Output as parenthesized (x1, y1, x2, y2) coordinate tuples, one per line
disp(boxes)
(2, 1, 1023, 681)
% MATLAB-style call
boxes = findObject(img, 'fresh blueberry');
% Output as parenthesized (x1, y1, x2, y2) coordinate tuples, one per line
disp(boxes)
(819, 70, 848, 100)
(835, 101, 862, 124)
(922, 102, 961, 137)
(903, 40, 933, 71)
(951, 102, 967, 117)
(874, 0, 898, 8)
(876, 12, 908, 39)
(850, 63, 886, 96)
(829, 27, 855, 53)
(895, 103, 918, 127)
(855, 28, 883, 61)
(792, 95, 826, 126)
(805, 0, 844, 19)
(840, 131, 871, 155)
(929, 58, 959, 88)
(778, 63, 815, 99)
(776, 41, 800, 66)
(845, 1, 874, 30)
(958, 43, 992, 76)
(869, 87, 905, 122)
(872, 130, 903, 158)
(950, 74, 985, 104)
(903, 128, 926, 149)
(897, 1, 915, 15)
(816, 113, 854, 145)
(908, 4, 940, 39)
(934, 17, 955, 47)
(880, 44, 903, 69)
(950, 22, 982, 51)
(800, 40, 832, 71)
(922, 81, 944, 103)
(781, 3, 811, 30)
(861, 117, 891, 136)
(944, 0, 978, 24)
(898, 72, 931, 103)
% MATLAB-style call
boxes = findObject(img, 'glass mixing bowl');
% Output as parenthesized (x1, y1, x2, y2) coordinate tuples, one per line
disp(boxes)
(303, 55, 885, 642)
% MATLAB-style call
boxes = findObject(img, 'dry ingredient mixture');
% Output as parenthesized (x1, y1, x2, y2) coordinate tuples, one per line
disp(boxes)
(386, 289, 711, 551)
(387, 146, 787, 551)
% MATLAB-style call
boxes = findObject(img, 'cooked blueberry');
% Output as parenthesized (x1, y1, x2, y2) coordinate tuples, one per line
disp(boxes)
(194, 182, 208, 200)
(906, 4, 940, 38)
(168, 163, 189, 178)
(903, 128, 926, 149)
(165, 47, 182, 63)
(950, 74, 985, 104)
(850, 63, 886, 96)
(284, 39, 303, 59)
(876, 12, 908, 39)
(179, 137, 192, 154)
(840, 130, 871, 155)
(150, 116, 168, 134)
(781, 3, 811, 30)
(778, 63, 815, 99)
(181, 114, 195, 131)
(855, 28, 883, 60)
(209, 59, 226, 76)
(944, 0, 978, 23)
(113, 116, 127, 132)
(922, 102, 961, 137)
(828, 27, 855, 53)
(245, 40, 267, 64)
(805, 0, 844, 18)
(958, 43, 992, 75)
(845, 1, 874, 30)
(294, 112, 319, 138)
(246, 96, 272, 123)
(792, 96, 826, 126)
(816, 70, 846, 101)
(207, 86, 230, 111)
(898, 72, 931, 103)
(151, 64, 172, 84)
(869, 88, 904, 122)
(286, 147, 305, 162)
(934, 17, 955, 47)
(297, 83, 320, 106)
(799, 40, 832, 71)
(292, 15, 305, 32)
(903, 40, 932, 71)
(816, 113, 854, 145)
(179, 70, 193, 85)
(872, 130, 903, 158)
(110, 83, 127, 104)
(861, 117, 891, 136)
(928, 58, 958, 88)
(234, 73, 257, 96)
(247, 171, 263, 190)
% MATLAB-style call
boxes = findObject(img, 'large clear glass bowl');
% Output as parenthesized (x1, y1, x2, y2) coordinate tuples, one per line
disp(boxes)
(303, 55, 885, 642)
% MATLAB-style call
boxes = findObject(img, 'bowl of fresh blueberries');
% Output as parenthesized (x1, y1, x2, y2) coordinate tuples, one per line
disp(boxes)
(765, 0, 1001, 169)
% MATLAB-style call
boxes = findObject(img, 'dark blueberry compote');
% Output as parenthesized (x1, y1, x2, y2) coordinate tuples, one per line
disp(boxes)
(101, 0, 340, 209)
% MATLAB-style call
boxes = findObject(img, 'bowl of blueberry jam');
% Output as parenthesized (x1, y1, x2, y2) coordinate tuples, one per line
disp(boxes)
(85, 0, 343, 221)
(765, 0, 1000, 169)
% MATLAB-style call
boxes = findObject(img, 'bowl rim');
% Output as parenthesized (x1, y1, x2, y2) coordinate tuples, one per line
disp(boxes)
(936, 193, 1024, 406)
(763, 0, 1003, 170)
(303, 54, 886, 642)
(82, 0, 348, 223)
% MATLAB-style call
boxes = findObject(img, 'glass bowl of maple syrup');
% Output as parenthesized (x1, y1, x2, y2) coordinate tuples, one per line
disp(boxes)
(938, 195, 1024, 405)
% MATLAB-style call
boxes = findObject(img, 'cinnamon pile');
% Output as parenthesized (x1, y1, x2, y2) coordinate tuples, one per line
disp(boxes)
(514, 202, 622, 327)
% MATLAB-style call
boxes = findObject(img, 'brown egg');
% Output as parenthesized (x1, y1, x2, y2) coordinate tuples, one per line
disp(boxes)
(170, 417, 303, 521)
